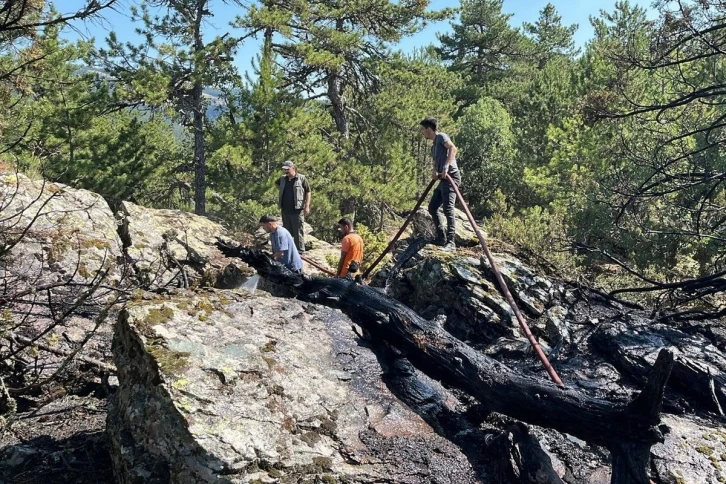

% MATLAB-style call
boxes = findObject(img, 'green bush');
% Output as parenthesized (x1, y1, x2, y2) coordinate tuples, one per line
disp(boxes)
(488, 190, 579, 276)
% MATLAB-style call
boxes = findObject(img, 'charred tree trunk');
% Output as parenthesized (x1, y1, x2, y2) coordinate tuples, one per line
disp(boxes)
(219, 245, 674, 484)
(385, 354, 563, 483)
(593, 322, 726, 415)
(483, 422, 565, 484)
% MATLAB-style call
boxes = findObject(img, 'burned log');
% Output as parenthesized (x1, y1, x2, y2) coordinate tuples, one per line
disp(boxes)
(593, 322, 726, 415)
(381, 352, 565, 483)
(219, 244, 673, 484)
(484, 423, 565, 484)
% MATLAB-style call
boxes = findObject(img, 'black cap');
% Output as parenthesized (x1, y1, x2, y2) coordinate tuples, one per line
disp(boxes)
(259, 214, 278, 223)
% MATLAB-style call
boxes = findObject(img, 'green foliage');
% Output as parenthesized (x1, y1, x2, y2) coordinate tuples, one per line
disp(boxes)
(0, 24, 178, 204)
(356, 223, 389, 270)
(4, 0, 726, 305)
(238, 0, 450, 137)
(96, 0, 244, 215)
(437, 0, 525, 105)
(522, 3, 579, 66)
(488, 190, 578, 275)
(352, 52, 463, 221)
(456, 97, 517, 216)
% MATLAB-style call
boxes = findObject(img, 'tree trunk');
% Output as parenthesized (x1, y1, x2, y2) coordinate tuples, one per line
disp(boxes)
(327, 72, 348, 138)
(384, 354, 563, 483)
(192, 1, 206, 216)
(192, 82, 206, 216)
(327, 19, 348, 138)
(218, 245, 674, 484)
(593, 322, 726, 415)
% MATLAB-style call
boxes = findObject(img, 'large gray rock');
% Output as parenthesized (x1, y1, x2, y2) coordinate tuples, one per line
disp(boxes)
(0, 173, 124, 389)
(119, 201, 251, 288)
(383, 245, 558, 348)
(0, 172, 123, 286)
(651, 415, 726, 484)
(108, 290, 479, 483)
(300, 235, 339, 276)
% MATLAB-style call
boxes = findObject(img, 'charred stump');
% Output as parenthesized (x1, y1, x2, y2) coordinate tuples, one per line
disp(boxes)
(220, 244, 674, 484)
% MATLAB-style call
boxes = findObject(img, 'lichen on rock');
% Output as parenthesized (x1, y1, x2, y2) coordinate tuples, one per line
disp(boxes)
(108, 289, 479, 483)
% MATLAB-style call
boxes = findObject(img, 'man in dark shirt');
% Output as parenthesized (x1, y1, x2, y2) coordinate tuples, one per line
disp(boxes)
(276, 160, 311, 253)
(420, 117, 461, 250)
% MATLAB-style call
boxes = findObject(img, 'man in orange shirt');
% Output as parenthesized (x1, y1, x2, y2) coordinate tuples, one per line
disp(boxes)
(336, 218, 364, 278)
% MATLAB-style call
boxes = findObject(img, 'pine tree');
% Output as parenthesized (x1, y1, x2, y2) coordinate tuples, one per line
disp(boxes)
(436, 0, 524, 105)
(96, 0, 243, 215)
(1, 1, 120, 159)
(1, 22, 180, 204)
(205, 28, 299, 230)
(506, 3, 579, 186)
(238, 0, 448, 138)
(523, 3, 578, 68)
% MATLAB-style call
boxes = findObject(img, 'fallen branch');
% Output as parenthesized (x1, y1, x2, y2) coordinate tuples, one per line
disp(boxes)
(220, 244, 674, 484)
(6, 332, 116, 373)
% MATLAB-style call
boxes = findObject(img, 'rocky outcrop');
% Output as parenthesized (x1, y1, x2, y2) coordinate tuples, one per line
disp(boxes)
(0, 173, 252, 293)
(373, 240, 726, 483)
(651, 415, 726, 484)
(0, 172, 123, 288)
(4, 171, 726, 484)
(300, 235, 339, 276)
(377, 244, 556, 348)
(119, 201, 251, 289)
(0, 174, 255, 387)
(108, 290, 479, 483)
(0, 173, 125, 382)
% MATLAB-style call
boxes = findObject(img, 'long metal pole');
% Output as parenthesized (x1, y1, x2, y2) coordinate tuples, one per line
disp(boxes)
(446, 174, 565, 388)
(301, 255, 337, 276)
(361, 178, 438, 279)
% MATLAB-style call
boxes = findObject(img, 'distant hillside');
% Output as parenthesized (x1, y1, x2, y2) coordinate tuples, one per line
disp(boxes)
(79, 67, 229, 120)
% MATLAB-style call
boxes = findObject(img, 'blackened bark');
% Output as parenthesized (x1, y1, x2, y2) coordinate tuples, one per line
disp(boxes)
(484, 423, 564, 484)
(385, 355, 563, 483)
(593, 322, 726, 415)
(327, 19, 349, 138)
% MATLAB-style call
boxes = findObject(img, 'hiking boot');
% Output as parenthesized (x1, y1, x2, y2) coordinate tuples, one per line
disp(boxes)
(434, 231, 447, 246)
(443, 241, 456, 251)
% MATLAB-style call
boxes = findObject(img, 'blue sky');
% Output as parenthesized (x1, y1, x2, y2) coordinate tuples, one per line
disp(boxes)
(62, 0, 656, 74)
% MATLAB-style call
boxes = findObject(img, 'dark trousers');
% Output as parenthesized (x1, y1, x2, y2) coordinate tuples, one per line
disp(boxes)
(428, 173, 461, 243)
(282, 210, 305, 252)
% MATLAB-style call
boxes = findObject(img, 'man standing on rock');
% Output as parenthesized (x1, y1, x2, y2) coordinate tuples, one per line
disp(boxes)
(335, 218, 364, 279)
(276, 160, 311, 254)
(420, 117, 461, 251)
(259, 215, 303, 273)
